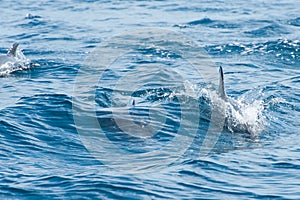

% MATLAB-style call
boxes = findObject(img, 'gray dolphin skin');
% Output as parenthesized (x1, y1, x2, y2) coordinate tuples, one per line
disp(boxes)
(0, 43, 19, 66)
(7, 43, 19, 57)
(218, 66, 257, 135)
(218, 66, 241, 110)
(218, 66, 227, 100)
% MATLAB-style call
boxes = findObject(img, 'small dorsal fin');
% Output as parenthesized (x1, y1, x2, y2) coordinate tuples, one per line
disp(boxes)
(7, 43, 19, 57)
(218, 66, 227, 100)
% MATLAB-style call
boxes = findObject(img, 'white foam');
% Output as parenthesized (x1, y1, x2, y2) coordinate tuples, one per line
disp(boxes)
(0, 48, 31, 76)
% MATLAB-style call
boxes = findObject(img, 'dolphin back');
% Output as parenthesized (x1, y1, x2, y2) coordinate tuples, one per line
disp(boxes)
(7, 43, 19, 57)
(218, 66, 227, 100)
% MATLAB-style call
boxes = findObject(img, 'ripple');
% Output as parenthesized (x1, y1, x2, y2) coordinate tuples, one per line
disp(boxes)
(175, 17, 240, 29)
(245, 24, 290, 37)
(207, 39, 300, 63)
(288, 17, 300, 27)
(0, 0, 299, 198)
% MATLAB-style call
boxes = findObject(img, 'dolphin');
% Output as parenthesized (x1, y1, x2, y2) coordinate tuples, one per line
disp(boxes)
(218, 66, 243, 109)
(0, 43, 32, 76)
(128, 66, 262, 136)
(0, 43, 19, 66)
(218, 66, 260, 136)
(218, 66, 227, 100)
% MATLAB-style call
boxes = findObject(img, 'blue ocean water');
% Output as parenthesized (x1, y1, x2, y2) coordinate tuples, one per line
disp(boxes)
(0, 0, 299, 199)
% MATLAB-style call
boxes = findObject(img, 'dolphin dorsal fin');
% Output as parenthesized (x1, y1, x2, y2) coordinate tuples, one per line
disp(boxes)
(7, 43, 19, 57)
(218, 66, 227, 100)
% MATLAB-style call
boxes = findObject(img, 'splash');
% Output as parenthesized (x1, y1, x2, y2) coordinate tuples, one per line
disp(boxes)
(224, 97, 266, 137)
(146, 80, 267, 138)
(0, 47, 31, 76)
(193, 83, 266, 138)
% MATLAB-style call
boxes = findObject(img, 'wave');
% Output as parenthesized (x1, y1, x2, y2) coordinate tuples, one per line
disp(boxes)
(174, 17, 239, 29)
(288, 17, 300, 27)
(244, 24, 290, 37)
(207, 39, 299, 64)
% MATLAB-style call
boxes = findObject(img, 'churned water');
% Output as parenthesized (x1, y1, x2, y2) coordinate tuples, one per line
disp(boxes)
(0, 0, 299, 199)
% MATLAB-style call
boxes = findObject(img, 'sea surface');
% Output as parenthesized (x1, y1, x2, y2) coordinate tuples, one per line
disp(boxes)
(0, 0, 299, 199)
